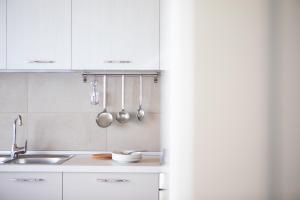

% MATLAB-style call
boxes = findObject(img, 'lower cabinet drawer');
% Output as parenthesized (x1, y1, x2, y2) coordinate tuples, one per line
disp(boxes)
(0, 172, 62, 200)
(63, 173, 159, 200)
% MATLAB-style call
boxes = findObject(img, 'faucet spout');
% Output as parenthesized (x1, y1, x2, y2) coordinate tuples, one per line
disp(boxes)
(16, 115, 22, 126)
(11, 115, 27, 159)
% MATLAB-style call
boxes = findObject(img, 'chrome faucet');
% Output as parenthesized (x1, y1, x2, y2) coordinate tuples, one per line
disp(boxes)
(11, 115, 27, 159)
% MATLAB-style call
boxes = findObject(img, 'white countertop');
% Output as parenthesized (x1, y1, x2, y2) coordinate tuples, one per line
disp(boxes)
(0, 155, 162, 173)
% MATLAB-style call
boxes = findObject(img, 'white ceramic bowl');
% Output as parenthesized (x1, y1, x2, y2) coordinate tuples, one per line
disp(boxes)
(112, 151, 142, 163)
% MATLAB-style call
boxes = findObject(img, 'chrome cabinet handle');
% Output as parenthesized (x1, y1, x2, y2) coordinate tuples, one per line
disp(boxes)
(104, 60, 132, 64)
(159, 188, 167, 191)
(97, 178, 129, 183)
(28, 60, 55, 64)
(9, 178, 45, 182)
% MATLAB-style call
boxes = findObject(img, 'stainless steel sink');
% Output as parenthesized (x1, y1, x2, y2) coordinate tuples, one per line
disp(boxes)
(0, 155, 11, 164)
(1, 154, 73, 165)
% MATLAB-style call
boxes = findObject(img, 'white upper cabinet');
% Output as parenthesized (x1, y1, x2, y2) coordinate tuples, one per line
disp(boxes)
(3, 0, 158, 71)
(0, 0, 5, 69)
(7, 0, 71, 70)
(72, 0, 159, 70)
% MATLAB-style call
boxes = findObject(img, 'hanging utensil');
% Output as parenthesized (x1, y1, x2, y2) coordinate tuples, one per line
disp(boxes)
(136, 75, 145, 121)
(96, 75, 113, 128)
(90, 78, 99, 105)
(116, 75, 130, 123)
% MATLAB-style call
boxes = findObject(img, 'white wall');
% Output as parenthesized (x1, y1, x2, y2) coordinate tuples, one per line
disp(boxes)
(160, 0, 196, 199)
(277, 0, 300, 199)
(161, 0, 300, 199)
(193, 0, 269, 199)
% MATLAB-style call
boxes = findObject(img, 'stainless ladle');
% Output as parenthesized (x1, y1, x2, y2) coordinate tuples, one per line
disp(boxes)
(96, 75, 113, 128)
(136, 75, 145, 121)
(116, 75, 130, 123)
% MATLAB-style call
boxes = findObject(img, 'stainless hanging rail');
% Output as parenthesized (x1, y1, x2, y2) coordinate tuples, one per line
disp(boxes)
(82, 71, 160, 83)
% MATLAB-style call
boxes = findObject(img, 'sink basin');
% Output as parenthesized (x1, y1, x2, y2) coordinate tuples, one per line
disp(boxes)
(4, 154, 73, 165)
(0, 155, 11, 164)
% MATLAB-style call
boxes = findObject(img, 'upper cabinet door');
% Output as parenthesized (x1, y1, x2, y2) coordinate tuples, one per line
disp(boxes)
(72, 0, 159, 70)
(0, 0, 5, 69)
(7, 0, 71, 70)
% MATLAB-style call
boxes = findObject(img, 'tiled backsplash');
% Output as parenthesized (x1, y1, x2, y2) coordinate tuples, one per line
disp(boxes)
(0, 73, 160, 151)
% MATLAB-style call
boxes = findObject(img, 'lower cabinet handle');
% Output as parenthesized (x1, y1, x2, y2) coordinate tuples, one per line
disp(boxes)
(97, 178, 129, 183)
(9, 178, 45, 182)
(104, 60, 132, 64)
(28, 60, 55, 64)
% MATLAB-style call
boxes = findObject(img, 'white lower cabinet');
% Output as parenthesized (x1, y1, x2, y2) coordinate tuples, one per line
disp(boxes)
(63, 173, 159, 200)
(0, 172, 62, 200)
(0, 172, 159, 200)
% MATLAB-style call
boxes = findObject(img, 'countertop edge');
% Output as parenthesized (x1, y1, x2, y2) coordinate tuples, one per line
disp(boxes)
(0, 165, 163, 173)
(0, 155, 163, 173)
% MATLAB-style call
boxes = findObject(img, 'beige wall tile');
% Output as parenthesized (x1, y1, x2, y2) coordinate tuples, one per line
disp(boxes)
(27, 113, 107, 151)
(107, 113, 160, 151)
(0, 73, 27, 112)
(0, 113, 28, 150)
(28, 73, 101, 113)
(0, 73, 160, 151)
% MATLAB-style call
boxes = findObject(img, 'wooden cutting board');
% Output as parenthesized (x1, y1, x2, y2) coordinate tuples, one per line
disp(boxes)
(92, 154, 112, 160)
